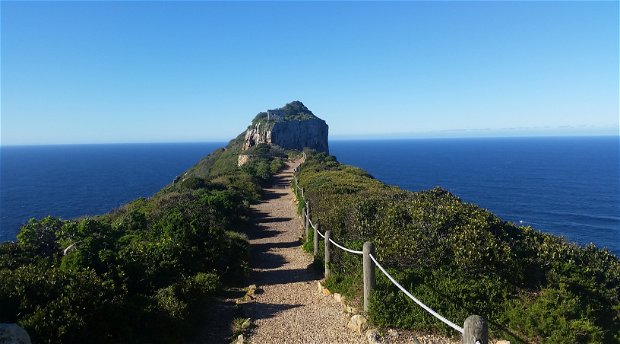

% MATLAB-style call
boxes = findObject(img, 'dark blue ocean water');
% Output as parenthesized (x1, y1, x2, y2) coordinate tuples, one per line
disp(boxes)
(0, 142, 224, 242)
(1, 138, 618, 255)
(330, 137, 620, 255)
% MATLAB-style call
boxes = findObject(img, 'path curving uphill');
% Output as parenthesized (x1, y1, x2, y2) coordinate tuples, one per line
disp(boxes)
(244, 160, 366, 344)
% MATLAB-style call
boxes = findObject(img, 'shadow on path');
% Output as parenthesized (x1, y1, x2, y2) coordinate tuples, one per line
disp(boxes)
(262, 190, 288, 201)
(253, 267, 320, 286)
(253, 252, 288, 270)
(189, 288, 246, 344)
(244, 302, 303, 321)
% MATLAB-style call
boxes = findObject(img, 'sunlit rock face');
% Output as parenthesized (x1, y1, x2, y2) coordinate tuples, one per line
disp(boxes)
(242, 101, 329, 154)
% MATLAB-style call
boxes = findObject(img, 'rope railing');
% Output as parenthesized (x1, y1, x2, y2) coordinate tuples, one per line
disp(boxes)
(308, 218, 317, 232)
(306, 214, 361, 254)
(369, 253, 464, 333)
(291, 158, 486, 343)
(329, 238, 363, 255)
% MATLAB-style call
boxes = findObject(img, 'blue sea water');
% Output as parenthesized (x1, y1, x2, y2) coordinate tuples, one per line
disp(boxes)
(0, 142, 224, 242)
(330, 137, 620, 255)
(1, 138, 618, 255)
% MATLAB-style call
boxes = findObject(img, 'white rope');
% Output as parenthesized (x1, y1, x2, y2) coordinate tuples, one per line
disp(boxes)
(329, 238, 363, 255)
(369, 253, 464, 334)
(316, 227, 325, 239)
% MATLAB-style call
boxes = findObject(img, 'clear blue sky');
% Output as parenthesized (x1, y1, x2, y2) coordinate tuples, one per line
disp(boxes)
(2, 1, 618, 145)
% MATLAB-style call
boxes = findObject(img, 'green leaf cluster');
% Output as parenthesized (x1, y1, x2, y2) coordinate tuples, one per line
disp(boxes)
(250, 101, 319, 129)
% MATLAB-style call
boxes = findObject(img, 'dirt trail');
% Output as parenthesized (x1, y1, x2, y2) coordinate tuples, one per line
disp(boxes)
(244, 160, 366, 344)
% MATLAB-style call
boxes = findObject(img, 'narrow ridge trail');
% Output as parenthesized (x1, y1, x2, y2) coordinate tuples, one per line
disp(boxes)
(244, 160, 366, 344)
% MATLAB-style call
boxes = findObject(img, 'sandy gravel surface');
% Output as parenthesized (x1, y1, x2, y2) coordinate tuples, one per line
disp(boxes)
(244, 160, 367, 344)
(243, 160, 463, 344)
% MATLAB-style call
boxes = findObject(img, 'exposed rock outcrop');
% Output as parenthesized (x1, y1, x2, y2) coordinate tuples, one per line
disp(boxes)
(270, 119, 329, 153)
(242, 101, 329, 154)
(0, 324, 31, 344)
(243, 123, 272, 150)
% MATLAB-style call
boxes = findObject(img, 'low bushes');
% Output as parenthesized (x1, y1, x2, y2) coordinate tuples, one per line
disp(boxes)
(0, 136, 287, 343)
(297, 152, 620, 343)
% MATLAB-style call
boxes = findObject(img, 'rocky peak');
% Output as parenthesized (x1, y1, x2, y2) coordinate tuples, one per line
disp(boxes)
(242, 101, 329, 154)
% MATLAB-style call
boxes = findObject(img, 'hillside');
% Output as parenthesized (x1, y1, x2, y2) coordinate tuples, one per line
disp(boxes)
(1, 102, 618, 343)
(295, 152, 620, 343)
(0, 103, 310, 343)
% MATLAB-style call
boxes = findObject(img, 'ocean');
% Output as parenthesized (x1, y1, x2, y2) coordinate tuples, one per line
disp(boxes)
(0, 142, 225, 242)
(1, 137, 618, 255)
(330, 137, 620, 255)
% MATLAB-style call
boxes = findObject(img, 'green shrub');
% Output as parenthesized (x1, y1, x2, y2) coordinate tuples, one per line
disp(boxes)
(180, 272, 220, 303)
(505, 285, 605, 343)
(0, 265, 125, 344)
(17, 216, 63, 261)
(0, 133, 269, 342)
(296, 152, 620, 343)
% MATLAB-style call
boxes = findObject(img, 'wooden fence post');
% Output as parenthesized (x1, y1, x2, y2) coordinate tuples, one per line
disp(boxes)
(305, 203, 310, 242)
(324, 230, 331, 278)
(463, 315, 488, 344)
(313, 223, 320, 257)
(363, 242, 375, 312)
(302, 206, 307, 236)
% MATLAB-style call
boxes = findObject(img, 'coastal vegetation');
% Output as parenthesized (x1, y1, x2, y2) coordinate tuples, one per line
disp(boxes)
(0, 136, 289, 343)
(296, 152, 620, 344)
(251, 100, 319, 128)
(2, 108, 617, 343)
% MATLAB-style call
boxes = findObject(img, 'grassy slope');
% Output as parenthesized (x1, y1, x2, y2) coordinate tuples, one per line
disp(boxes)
(0, 122, 290, 343)
(296, 152, 620, 344)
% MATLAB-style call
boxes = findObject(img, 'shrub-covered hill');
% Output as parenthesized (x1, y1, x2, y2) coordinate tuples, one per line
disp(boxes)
(0, 132, 291, 343)
(251, 100, 320, 127)
(296, 152, 620, 344)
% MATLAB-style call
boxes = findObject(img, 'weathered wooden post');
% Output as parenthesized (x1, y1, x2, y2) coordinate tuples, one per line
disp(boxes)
(324, 230, 331, 278)
(301, 187, 304, 200)
(305, 202, 310, 242)
(302, 206, 307, 235)
(313, 222, 320, 257)
(363, 242, 375, 312)
(463, 315, 488, 344)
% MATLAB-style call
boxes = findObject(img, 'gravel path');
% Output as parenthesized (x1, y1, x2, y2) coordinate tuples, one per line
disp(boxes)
(244, 160, 367, 344)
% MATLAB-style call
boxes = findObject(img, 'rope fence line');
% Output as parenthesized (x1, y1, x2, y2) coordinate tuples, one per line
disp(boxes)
(369, 253, 464, 333)
(306, 210, 362, 255)
(329, 238, 363, 255)
(291, 159, 488, 344)
(305, 204, 458, 331)
(308, 219, 317, 232)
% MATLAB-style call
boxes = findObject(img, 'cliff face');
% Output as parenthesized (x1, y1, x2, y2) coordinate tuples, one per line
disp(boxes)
(242, 101, 329, 154)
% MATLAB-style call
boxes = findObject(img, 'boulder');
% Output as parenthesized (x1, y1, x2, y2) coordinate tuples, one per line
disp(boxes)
(233, 334, 244, 344)
(366, 329, 381, 344)
(0, 324, 31, 344)
(347, 314, 368, 334)
(321, 286, 332, 296)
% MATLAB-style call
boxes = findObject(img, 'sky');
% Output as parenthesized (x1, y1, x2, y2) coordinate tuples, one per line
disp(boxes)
(1, 1, 618, 145)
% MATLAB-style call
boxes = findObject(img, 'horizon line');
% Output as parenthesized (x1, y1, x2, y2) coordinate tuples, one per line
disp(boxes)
(2, 133, 619, 147)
